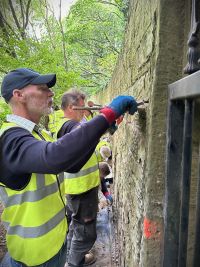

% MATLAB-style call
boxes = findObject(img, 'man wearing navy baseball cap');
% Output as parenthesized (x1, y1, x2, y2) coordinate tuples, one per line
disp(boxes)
(0, 67, 138, 267)
(1, 68, 56, 103)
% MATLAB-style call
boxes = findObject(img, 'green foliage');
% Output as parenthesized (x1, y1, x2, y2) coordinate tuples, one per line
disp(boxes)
(65, 0, 126, 94)
(0, 99, 11, 127)
(0, 0, 127, 117)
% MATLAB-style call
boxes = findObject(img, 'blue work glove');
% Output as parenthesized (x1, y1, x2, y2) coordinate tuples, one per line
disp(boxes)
(108, 95, 137, 117)
(100, 95, 137, 124)
(106, 194, 113, 205)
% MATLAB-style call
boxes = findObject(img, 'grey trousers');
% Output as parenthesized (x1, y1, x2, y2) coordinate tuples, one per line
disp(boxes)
(67, 186, 99, 267)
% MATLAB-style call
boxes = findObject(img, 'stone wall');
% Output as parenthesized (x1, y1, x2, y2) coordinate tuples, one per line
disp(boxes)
(94, 0, 194, 266)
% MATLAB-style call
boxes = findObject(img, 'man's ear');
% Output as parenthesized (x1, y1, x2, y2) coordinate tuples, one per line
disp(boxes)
(12, 89, 25, 102)
(68, 104, 74, 112)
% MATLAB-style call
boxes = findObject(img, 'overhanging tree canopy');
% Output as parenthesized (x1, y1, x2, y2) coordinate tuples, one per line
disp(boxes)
(0, 0, 128, 101)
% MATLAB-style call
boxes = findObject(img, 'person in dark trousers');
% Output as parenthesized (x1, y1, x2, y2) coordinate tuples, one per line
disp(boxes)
(56, 90, 99, 266)
(0, 68, 137, 267)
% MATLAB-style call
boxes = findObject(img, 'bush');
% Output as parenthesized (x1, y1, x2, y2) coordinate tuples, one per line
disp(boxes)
(0, 99, 10, 127)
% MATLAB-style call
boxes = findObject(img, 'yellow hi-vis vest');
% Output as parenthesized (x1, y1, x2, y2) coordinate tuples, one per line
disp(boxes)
(48, 109, 64, 134)
(84, 111, 98, 122)
(0, 122, 67, 266)
(56, 118, 100, 194)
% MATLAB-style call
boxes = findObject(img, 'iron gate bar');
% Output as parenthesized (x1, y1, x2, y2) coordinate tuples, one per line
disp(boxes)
(163, 100, 185, 267)
(169, 70, 200, 100)
(193, 144, 200, 267)
(178, 100, 194, 267)
(164, 1, 200, 265)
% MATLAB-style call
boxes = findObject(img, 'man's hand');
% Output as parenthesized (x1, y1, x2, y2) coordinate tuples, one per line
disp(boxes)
(116, 115, 124, 125)
(106, 194, 113, 205)
(87, 100, 94, 107)
(108, 95, 137, 116)
(100, 95, 137, 124)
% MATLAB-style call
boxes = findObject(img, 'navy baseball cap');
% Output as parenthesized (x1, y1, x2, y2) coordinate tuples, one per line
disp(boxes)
(1, 68, 56, 103)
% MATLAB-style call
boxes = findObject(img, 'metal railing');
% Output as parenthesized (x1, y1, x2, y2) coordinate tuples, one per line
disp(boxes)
(163, 1, 200, 266)
(163, 71, 200, 267)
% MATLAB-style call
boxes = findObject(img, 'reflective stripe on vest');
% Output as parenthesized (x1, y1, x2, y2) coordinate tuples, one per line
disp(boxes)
(64, 152, 100, 194)
(0, 122, 67, 266)
(56, 118, 100, 194)
(65, 165, 98, 179)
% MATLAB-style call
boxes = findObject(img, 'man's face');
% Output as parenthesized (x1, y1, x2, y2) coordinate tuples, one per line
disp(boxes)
(21, 84, 54, 117)
(71, 98, 85, 122)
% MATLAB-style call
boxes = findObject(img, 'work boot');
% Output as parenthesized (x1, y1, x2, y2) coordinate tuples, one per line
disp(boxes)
(83, 252, 96, 266)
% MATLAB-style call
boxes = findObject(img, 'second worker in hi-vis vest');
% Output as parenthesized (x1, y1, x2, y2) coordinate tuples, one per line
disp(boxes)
(55, 90, 100, 267)
(0, 68, 138, 267)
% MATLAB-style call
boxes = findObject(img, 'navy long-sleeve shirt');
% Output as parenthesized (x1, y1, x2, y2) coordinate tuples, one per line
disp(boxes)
(0, 115, 109, 189)
(57, 119, 79, 138)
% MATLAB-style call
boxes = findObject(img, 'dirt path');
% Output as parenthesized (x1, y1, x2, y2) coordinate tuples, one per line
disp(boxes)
(90, 206, 113, 267)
